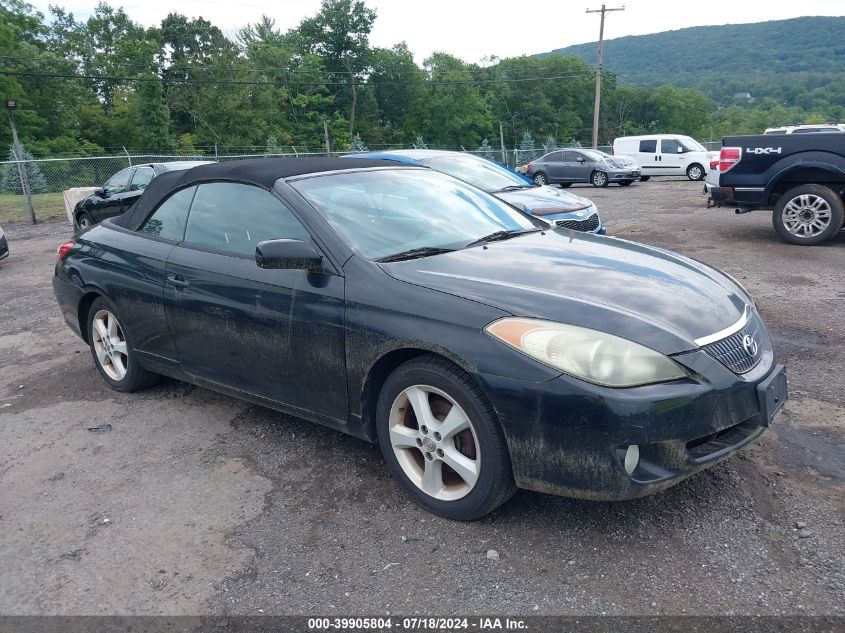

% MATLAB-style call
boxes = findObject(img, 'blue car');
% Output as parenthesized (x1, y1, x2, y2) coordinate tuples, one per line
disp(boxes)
(349, 150, 606, 234)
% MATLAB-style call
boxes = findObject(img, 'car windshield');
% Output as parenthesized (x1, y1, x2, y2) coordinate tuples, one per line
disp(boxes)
(679, 137, 707, 152)
(291, 168, 538, 261)
(421, 156, 530, 192)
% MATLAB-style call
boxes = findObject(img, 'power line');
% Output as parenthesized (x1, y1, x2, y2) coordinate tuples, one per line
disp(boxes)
(0, 68, 596, 87)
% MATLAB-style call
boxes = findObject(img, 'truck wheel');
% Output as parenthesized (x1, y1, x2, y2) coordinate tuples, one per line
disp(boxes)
(772, 184, 844, 245)
(686, 164, 705, 181)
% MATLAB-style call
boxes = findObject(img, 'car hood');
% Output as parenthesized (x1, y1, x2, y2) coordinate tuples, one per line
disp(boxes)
(496, 186, 593, 216)
(380, 230, 749, 355)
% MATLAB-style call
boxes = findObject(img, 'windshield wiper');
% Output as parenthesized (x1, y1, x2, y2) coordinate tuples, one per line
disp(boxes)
(376, 246, 456, 263)
(463, 228, 539, 248)
(494, 184, 535, 192)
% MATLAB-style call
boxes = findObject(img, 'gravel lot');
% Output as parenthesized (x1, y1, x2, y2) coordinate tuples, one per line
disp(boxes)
(0, 178, 843, 616)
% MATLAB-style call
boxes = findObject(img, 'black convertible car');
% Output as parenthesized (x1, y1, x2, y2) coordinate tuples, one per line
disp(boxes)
(73, 161, 212, 229)
(53, 158, 787, 520)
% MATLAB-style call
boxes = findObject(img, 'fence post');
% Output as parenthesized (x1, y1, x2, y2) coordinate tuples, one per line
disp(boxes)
(7, 109, 36, 224)
(123, 146, 132, 166)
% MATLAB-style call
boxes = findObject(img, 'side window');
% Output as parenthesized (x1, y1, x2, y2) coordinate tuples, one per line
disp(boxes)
(660, 138, 682, 153)
(638, 140, 657, 153)
(130, 167, 155, 192)
(139, 186, 196, 242)
(184, 182, 311, 256)
(105, 168, 134, 194)
(546, 151, 564, 162)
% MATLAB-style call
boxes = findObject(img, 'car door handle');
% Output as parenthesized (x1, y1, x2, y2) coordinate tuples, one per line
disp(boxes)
(166, 274, 190, 289)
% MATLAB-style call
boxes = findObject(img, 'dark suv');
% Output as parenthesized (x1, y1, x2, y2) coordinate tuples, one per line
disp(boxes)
(73, 161, 212, 229)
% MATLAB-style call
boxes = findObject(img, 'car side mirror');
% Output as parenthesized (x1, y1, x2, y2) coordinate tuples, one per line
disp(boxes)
(677, 147, 684, 153)
(95, 187, 108, 198)
(576, 157, 585, 162)
(255, 239, 323, 272)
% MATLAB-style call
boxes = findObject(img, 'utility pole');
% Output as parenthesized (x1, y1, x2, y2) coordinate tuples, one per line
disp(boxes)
(586, 4, 625, 149)
(499, 122, 506, 164)
(323, 120, 331, 156)
(6, 100, 36, 224)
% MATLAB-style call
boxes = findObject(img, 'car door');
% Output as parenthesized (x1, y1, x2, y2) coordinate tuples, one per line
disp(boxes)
(92, 168, 136, 222)
(637, 139, 663, 176)
(659, 138, 685, 175)
(566, 151, 592, 182)
(543, 151, 567, 182)
(163, 181, 348, 421)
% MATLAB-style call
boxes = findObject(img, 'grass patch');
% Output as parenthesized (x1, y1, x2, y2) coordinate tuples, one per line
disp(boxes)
(0, 193, 68, 224)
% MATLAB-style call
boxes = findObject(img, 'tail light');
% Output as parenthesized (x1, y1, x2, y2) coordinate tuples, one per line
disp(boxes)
(57, 241, 75, 262)
(719, 147, 742, 173)
(526, 162, 532, 171)
(709, 159, 719, 171)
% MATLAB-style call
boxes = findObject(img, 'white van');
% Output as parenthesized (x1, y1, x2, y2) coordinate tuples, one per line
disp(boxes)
(612, 134, 717, 181)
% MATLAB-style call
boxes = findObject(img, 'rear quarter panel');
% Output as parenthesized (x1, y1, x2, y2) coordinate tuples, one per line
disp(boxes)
(60, 224, 178, 363)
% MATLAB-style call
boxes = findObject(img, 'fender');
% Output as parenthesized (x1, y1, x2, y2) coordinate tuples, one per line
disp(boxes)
(764, 151, 845, 199)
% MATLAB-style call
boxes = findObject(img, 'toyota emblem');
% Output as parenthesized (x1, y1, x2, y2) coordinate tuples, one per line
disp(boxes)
(742, 334, 758, 358)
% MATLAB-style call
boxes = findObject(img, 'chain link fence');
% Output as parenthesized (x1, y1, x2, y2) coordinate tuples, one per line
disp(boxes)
(0, 140, 724, 224)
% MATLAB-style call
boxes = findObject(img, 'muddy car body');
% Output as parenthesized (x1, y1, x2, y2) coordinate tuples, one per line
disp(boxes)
(53, 158, 787, 519)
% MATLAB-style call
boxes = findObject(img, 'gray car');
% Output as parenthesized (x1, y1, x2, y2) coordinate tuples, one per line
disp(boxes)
(525, 149, 640, 188)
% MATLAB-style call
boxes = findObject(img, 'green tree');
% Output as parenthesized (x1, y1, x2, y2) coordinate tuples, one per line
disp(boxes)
(295, 0, 376, 134)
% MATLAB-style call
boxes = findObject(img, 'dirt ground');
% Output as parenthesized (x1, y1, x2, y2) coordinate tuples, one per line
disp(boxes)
(0, 178, 842, 616)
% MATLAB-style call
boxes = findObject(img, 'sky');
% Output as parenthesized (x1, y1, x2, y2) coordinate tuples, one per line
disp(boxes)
(28, 0, 845, 63)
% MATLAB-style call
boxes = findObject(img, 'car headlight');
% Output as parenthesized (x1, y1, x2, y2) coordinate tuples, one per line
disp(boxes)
(485, 318, 688, 387)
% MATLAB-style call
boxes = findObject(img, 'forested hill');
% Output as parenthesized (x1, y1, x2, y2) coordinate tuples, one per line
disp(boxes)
(538, 16, 845, 103)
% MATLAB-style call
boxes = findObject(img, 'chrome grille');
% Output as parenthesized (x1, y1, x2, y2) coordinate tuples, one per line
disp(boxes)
(702, 311, 765, 374)
(555, 213, 600, 233)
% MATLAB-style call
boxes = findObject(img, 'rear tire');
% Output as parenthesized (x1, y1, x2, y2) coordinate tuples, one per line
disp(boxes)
(87, 297, 158, 392)
(686, 163, 705, 181)
(533, 172, 547, 186)
(591, 170, 608, 188)
(772, 184, 844, 246)
(376, 355, 516, 521)
(639, 176, 651, 182)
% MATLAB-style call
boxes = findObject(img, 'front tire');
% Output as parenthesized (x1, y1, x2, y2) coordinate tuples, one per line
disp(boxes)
(591, 170, 608, 187)
(76, 212, 94, 230)
(686, 163, 705, 181)
(772, 184, 844, 246)
(533, 172, 547, 186)
(376, 356, 516, 520)
(87, 297, 158, 392)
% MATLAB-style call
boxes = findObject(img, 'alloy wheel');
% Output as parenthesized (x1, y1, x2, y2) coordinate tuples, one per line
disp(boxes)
(688, 165, 703, 180)
(593, 172, 607, 186)
(388, 384, 480, 501)
(78, 216, 92, 229)
(534, 173, 547, 185)
(91, 309, 129, 381)
(782, 194, 832, 238)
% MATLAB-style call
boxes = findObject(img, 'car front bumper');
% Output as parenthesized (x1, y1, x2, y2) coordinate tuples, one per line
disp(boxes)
(607, 168, 640, 181)
(474, 350, 785, 500)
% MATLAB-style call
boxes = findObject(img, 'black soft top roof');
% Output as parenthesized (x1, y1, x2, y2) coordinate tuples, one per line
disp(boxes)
(114, 157, 402, 230)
